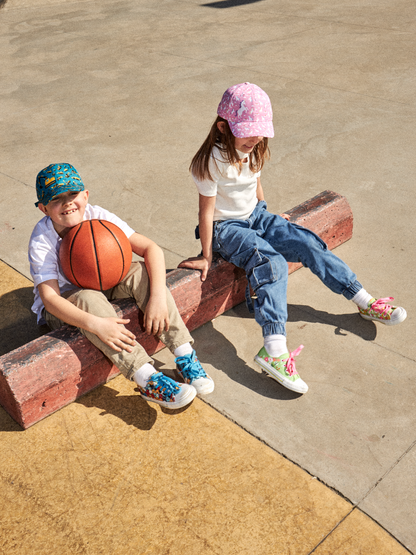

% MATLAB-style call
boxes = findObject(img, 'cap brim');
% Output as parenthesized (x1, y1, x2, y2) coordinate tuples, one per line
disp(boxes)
(229, 120, 274, 139)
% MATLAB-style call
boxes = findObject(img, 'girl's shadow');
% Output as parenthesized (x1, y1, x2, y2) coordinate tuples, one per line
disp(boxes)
(228, 302, 377, 341)
(193, 302, 377, 400)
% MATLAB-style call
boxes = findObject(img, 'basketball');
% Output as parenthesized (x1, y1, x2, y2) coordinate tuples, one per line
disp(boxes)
(59, 219, 133, 290)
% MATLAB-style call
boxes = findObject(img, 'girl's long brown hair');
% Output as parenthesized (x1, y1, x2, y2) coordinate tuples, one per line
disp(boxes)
(190, 116, 270, 182)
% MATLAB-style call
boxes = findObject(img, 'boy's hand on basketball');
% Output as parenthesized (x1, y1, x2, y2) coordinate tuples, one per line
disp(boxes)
(178, 255, 211, 282)
(90, 317, 137, 352)
(144, 295, 170, 336)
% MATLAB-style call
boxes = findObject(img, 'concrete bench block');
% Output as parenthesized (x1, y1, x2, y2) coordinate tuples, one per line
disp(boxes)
(0, 190, 353, 428)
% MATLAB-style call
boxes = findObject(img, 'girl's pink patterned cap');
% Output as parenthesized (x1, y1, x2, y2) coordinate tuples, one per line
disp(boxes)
(217, 82, 274, 138)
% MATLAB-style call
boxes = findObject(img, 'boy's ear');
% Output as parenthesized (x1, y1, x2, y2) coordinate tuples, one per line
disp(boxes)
(217, 121, 227, 134)
(38, 203, 48, 216)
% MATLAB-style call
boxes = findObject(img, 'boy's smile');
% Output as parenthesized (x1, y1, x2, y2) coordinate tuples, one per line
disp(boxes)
(39, 190, 89, 237)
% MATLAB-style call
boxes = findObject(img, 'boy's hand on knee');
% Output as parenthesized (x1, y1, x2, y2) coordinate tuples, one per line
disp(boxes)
(89, 317, 137, 353)
(144, 296, 170, 336)
(178, 256, 211, 282)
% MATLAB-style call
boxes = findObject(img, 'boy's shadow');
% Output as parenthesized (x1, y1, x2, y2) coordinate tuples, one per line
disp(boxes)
(0, 287, 49, 357)
(76, 382, 158, 430)
(76, 360, 194, 428)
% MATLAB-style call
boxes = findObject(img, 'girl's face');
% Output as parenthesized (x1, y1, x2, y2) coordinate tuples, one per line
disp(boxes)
(233, 135, 264, 154)
(216, 121, 263, 154)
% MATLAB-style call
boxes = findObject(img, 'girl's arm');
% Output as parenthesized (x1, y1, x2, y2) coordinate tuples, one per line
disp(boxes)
(129, 232, 170, 335)
(256, 177, 265, 201)
(257, 176, 290, 220)
(38, 279, 136, 352)
(178, 194, 216, 282)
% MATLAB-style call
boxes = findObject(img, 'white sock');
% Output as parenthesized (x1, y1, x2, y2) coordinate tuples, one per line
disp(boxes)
(351, 288, 374, 310)
(264, 334, 288, 358)
(173, 343, 193, 358)
(133, 363, 156, 388)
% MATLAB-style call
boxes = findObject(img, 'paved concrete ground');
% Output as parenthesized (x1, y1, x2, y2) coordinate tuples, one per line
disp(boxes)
(0, 0, 415, 553)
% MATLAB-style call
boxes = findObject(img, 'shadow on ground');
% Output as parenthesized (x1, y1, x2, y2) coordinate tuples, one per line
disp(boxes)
(0, 287, 49, 356)
(227, 301, 377, 341)
(192, 301, 378, 401)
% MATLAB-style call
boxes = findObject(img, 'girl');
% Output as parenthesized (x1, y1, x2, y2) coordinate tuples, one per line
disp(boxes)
(179, 82, 407, 395)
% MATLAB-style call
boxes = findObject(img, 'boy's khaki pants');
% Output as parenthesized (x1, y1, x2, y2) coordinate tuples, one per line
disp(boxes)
(44, 262, 193, 380)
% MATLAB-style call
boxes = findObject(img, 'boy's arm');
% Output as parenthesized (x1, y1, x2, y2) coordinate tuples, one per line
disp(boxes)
(128, 233, 170, 336)
(39, 280, 136, 352)
(178, 194, 216, 282)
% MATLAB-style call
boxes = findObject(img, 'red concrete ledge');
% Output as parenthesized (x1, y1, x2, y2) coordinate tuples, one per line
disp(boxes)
(0, 190, 352, 429)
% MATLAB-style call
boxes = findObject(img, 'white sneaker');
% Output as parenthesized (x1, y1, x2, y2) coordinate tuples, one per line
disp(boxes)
(175, 350, 215, 395)
(138, 372, 196, 409)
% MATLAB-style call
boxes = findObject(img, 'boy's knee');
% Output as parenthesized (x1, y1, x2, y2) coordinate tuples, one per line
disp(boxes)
(73, 289, 108, 311)
(124, 261, 149, 288)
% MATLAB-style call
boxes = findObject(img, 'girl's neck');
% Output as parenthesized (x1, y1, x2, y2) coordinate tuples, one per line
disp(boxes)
(236, 148, 248, 163)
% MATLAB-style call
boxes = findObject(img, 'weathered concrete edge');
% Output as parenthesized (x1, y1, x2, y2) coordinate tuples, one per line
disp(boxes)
(0, 190, 353, 428)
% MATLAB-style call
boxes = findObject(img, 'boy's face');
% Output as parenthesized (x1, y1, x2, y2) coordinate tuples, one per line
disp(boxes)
(38, 189, 89, 236)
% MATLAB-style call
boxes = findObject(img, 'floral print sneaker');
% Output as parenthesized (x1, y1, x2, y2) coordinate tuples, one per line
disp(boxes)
(138, 372, 196, 409)
(359, 297, 407, 326)
(254, 345, 308, 394)
(175, 350, 214, 395)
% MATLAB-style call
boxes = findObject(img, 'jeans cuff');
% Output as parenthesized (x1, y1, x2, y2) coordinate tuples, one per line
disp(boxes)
(262, 322, 286, 337)
(342, 279, 363, 301)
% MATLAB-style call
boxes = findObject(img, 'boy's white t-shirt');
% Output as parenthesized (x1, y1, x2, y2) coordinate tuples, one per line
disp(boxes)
(28, 203, 135, 324)
(193, 145, 261, 221)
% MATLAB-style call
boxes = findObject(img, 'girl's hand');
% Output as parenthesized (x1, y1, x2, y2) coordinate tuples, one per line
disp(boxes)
(144, 295, 170, 336)
(280, 213, 290, 221)
(178, 255, 211, 282)
(89, 317, 137, 352)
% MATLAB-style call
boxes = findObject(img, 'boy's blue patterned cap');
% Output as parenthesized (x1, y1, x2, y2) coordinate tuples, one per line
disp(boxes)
(35, 163, 84, 207)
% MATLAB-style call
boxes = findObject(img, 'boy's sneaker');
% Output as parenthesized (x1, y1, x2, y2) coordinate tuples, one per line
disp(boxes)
(138, 372, 196, 409)
(175, 350, 215, 395)
(254, 345, 308, 394)
(359, 297, 407, 326)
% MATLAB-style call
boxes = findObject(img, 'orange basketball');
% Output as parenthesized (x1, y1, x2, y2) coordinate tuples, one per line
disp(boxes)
(59, 219, 133, 291)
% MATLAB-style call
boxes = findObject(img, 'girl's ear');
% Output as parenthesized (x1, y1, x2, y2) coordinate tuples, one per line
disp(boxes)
(217, 121, 227, 134)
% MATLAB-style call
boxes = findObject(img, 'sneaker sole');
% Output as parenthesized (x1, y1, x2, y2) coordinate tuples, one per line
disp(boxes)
(140, 386, 196, 409)
(254, 356, 308, 394)
(360, 308, 407, 326)
(188, 379, 215, 395)
(176, 370, 215, 395)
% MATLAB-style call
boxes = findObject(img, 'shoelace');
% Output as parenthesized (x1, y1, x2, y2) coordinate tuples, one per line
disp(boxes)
(284, 345, 304, 376)
(147, 373, 180, 398)
(175, 351, 205, 379)
(368, 297, 394, 317)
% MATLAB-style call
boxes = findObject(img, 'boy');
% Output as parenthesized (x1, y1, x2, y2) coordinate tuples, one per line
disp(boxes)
(29, 163, 214, 409)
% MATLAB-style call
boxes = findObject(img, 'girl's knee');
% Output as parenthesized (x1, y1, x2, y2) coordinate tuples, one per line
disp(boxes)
(245, 249, 287, 291)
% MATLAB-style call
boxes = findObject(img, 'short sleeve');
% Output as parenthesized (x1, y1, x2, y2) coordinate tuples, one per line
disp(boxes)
(87, 205, 136, 238)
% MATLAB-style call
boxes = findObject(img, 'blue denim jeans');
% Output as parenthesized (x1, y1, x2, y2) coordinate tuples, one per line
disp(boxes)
(212, 201, 362, 336)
